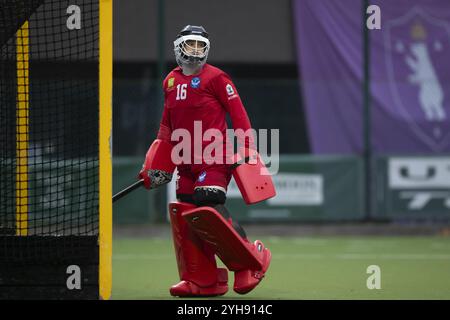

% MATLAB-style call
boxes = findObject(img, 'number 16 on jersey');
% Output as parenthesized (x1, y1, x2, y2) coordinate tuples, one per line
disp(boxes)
(176, 84, 187, 100)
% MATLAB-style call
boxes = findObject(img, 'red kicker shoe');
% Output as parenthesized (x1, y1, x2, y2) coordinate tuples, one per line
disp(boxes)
(170, 268, 229, 297)
(233, 240, 272, 294)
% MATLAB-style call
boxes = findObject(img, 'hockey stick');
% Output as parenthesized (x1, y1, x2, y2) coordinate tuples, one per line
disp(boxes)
(113, 179, 144, 203)
(113, 155, 257, 203)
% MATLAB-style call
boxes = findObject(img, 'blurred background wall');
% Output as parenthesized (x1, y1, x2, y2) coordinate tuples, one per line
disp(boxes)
(112, 0, 450, 225)
(114, 0, 296, 63)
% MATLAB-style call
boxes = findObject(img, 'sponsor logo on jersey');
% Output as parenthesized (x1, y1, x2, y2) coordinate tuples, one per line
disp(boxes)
(226, 83, 234, 95)
(198, 171, 207, 182)
(191, 77, 201, 89)
(168, 77, 175, 88)
(226, 83, 238, 100)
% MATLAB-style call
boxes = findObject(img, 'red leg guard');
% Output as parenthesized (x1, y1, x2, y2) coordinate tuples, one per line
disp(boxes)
(182, 206, 271, 294)
(169, 268, 228, 297)
(233, 240, 271, 294)
(168, 202, 228, 297)
(182, 207, 270, 270)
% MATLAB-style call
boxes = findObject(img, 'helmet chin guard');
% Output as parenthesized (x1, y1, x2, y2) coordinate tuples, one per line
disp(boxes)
(174, 25, 210, 72)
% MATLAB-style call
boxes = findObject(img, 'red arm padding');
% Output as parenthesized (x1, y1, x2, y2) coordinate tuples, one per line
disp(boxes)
(138, 139, 176, 189)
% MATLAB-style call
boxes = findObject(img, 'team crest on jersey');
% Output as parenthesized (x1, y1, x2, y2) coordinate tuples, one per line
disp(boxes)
(191, 77, 201, 89)
(198, 171, 207, 182)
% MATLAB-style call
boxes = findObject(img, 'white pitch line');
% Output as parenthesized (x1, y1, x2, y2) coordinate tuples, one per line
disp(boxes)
(273, 253, 450, 260)
(113, 254, 173, 260)
(113, 253, 450, 261)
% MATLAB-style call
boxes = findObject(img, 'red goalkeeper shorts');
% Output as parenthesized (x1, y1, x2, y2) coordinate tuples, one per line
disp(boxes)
(176, 164, 232, 195)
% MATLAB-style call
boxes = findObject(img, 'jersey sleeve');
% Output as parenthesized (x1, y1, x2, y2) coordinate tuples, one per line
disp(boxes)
(156, 78, 172, 142)
(212, 72, 255, 150)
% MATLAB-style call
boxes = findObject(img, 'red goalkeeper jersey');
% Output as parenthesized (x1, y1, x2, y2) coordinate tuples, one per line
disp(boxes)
(157, 63, 253, 165)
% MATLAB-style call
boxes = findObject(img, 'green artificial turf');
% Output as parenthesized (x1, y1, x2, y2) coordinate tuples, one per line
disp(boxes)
(111, 236, 450, 300)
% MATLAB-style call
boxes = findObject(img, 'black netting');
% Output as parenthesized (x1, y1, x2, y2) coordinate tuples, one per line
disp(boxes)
(0, 0, 99, 261)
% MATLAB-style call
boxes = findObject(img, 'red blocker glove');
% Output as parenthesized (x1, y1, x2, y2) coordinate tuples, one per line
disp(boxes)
(230, 148, 276, 204)
(138, 139, 176, 189)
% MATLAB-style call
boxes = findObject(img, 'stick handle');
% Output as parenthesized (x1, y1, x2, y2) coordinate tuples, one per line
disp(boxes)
(113, 179, 144, 203)
(230, 156, 253, 170)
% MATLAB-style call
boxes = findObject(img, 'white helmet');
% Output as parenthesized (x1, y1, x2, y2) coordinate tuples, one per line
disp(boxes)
(173, 25, 210, 71)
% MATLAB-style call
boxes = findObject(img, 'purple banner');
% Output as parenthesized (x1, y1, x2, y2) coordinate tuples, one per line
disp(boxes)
(293, 0, 450, 154)
(371, 0, 450, 153)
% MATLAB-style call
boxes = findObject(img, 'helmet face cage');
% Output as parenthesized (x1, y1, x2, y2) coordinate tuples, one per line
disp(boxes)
(174, 34, 210, 69)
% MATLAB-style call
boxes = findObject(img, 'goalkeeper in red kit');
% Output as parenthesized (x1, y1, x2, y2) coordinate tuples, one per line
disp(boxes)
(138, 25, 275, 297)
